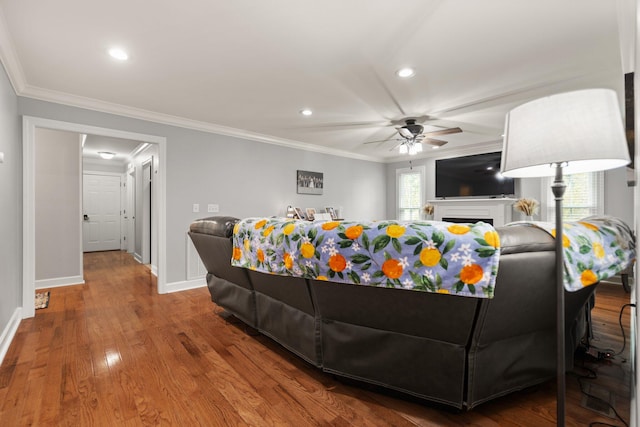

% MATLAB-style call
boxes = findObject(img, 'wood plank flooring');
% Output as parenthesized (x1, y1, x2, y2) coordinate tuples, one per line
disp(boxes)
(0, 251, 633, 426)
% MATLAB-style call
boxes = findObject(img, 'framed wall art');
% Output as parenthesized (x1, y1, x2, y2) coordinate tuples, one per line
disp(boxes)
(297, 170, 323, 195)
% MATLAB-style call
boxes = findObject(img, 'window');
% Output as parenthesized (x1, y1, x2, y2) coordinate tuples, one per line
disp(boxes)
(544, 171, 603, 221)
(396, 166, 425, 220)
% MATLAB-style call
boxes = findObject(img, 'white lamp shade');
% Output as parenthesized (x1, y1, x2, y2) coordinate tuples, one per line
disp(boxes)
(501, 89, 630, 177)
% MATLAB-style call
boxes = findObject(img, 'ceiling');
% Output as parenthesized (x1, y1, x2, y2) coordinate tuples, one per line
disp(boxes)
(0, 0, 633, 162)
(82, 135, 147, 165)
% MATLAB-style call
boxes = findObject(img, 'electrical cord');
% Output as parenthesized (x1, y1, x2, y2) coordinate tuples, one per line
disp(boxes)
(571, 367, 628, 427)
(581, 303, 635, 361)
(574, 302, 636, 427)
(612, 303, 635, 357)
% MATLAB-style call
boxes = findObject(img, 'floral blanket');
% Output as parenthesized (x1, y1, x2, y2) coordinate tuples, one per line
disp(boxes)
(231, 218, 501, 298)
(508, 216, 635, 291)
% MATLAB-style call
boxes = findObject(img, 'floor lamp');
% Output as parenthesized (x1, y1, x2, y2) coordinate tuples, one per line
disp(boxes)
(500, 88, 630, 426)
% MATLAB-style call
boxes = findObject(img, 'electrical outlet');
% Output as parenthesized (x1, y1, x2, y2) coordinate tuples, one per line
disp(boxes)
(208, 204, 219, 213)
(193, 203, 200, 213)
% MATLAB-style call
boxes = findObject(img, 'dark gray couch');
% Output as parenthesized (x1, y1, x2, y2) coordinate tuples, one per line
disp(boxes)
(188, 216, 595, 409)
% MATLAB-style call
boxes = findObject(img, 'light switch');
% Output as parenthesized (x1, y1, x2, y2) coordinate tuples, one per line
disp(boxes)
(193, 203, 200, 213)
(208, 204, 219, 213)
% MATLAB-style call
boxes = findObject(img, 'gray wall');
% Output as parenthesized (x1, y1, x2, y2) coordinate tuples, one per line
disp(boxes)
(18, 97, 387, 285)
(35, 128, 82, 281)
(386, 155, 634, 226)
(0, 63, 21, 337)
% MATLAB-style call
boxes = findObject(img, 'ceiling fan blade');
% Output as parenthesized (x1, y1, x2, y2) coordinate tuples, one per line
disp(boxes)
(422, 127, 462, 137)
(388, 141, 403, 151)
(423, 138, 448, 147)
(363, 138, 395, 144)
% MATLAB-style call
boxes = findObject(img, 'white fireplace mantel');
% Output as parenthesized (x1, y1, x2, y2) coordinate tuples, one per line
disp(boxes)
(428, 198, 518, 227)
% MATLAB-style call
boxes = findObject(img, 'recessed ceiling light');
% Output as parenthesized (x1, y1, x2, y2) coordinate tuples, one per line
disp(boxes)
(98, 151, 116, 160)
(108, 48, 129, 61)
(396, 68, 415, 78)
(300, 109, 313, 116)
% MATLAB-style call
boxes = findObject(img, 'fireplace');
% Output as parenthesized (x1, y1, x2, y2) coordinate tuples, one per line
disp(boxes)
(429, 198, 517, 227)
(442, 217, 494, 225)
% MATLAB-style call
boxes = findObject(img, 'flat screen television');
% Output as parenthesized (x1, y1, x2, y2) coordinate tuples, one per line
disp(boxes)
(435, 152, 515, 198)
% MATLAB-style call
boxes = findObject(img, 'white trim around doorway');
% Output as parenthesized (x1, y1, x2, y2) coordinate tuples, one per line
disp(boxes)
(22, 116, 168, 319)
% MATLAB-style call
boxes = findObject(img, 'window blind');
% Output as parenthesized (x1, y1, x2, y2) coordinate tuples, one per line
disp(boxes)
(545, 171, 604, 221)
(397, 167, 424, 220)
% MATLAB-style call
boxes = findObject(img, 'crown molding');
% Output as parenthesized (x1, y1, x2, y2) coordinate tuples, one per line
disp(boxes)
(0, 13, 383, 164)
(17, 83, 384, 163)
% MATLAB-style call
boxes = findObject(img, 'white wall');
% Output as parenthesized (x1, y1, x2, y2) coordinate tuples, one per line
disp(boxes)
(0, 60, 21, 360)
(83, 159, 126, 174)
(17, 97, 387, 285)
(34, 128, 82, 284)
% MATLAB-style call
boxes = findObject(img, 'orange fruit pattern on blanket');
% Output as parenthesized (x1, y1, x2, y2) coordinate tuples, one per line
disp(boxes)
(420, 248, 441, 267)
(345, 225, 363, 240)
(382, 259, 403, 279)
(581, 269, 598, 286)
(329, 254, 347, 272)
(386, 225, 406, 238)
(283, 253, 293, 270)
(460, 264, 483, 284)
(283, 223, 296, 235)
(484, 231, 500, 248)
(448, 224, 470, 235)
(301, 242, 315, 259)
(321, 221, 340, 230)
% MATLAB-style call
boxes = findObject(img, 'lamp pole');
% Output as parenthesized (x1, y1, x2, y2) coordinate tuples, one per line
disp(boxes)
(551, 163, 567, 427)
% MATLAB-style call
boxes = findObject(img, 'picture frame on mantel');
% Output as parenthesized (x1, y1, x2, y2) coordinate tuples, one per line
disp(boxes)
(293, 207, 306, 220)
(297, 170, 323, 195)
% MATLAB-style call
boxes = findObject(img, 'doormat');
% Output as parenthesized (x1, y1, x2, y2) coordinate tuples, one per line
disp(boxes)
(35, 291, 50, 310)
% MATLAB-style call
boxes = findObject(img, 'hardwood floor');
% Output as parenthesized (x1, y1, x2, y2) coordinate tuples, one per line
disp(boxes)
(0, 251, 633, 426)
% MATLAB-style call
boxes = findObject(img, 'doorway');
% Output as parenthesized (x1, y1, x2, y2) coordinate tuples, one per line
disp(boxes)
(23, 116, 167, 319)
(141, 158, 152, 265)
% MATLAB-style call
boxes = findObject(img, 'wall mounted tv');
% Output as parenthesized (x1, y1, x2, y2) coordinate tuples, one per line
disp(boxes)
(435, 152, 515, 198)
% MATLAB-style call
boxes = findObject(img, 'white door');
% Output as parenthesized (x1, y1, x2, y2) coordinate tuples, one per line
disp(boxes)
(83, 174, 121, 252)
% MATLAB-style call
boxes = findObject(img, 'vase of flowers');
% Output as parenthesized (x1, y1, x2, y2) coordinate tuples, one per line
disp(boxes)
(423, 203, 435, 220)
(513, 198, 539, 221)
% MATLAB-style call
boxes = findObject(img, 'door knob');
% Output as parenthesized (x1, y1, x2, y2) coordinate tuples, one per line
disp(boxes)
(83, 214, 89, 220)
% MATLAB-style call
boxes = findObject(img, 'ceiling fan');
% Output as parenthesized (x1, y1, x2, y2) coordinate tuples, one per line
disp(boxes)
(365, 118, 463, 155)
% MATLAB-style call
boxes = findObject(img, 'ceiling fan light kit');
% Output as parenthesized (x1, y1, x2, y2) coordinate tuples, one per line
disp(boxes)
(399, 140, 423, 155)
(391, 119, 461, 155)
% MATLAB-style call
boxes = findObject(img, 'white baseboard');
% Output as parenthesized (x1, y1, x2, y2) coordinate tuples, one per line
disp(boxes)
(35, 275, 84, 290)
(150, 264, 158, 277)
(133, 253, 143, 263)
(0, 307, 23, 366)
(165, 277, 206, 293)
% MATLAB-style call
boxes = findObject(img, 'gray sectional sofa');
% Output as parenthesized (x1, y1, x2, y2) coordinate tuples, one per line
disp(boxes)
(188, 216, 595, 409)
